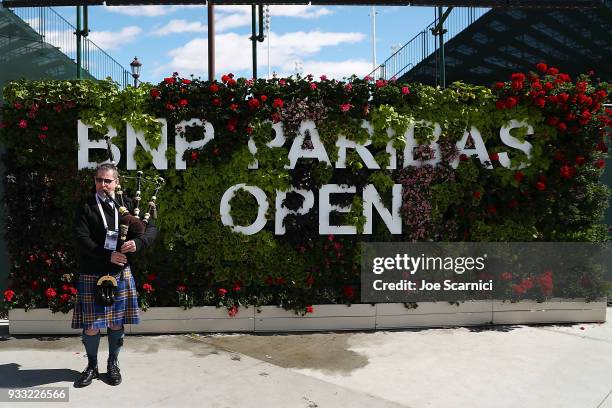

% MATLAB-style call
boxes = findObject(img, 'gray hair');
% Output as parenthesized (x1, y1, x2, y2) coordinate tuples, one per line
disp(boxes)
(96, 163, 119, 180)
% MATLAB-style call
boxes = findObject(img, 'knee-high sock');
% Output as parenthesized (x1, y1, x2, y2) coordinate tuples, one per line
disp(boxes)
(82, 331, 101, 367)
(107, 326, 124, 364)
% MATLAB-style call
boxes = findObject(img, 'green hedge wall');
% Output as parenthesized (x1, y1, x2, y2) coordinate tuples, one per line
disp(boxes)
(0, 65, 610, 316)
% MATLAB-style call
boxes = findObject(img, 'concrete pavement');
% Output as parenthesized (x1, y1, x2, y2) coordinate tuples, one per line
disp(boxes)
(1, 310, 612, 408)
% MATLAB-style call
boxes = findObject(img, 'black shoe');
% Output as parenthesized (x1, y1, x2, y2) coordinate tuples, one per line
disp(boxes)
(74, 365, 99, 388)
(106, 360, 122, 386)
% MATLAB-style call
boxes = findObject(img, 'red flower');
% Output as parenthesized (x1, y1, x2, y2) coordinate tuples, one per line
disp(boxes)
(547, 116, 559, 126)
(142, 283, 154, 294)
(501, 272, 513, 281)
(521, 278, 534, 290)
(595, 159, 605, 169)
(340, 103, 353, 112)
(537, 270, 553, 295)
(191, 151, 199, 161)
(310, 83, 317, 90)
(209, 84, 219, 93)
(18, 119, 27, 129)
(3, 289, 15, 302)
(165, 103, 176, 111)
(14, 102, 23, 109)
(510, 72, 526, 82)
(534, 97, 546, 108)
(511, 81, 523, 91)
(182, 78, 192, 84)
(232, 281, 242, 292)
(514, 171, 525, 183)
(546, 67, 559, 75)
(495, 100, 506, 110)
(59, 293, 70, 303)
(535, 182, 547, 191)
(164, 77, 176, 84)
(227, 78, 237, 87)
(375, 79, 387, 88)
(305, 305, 314, 314)
(327, 234, 335, 242)
(38, 134, 47, 142)
(575, 156, 586, 166)
(218, 288, 228, 297)
(557, 122, 567, 132)
(227, 117, 238, 132)
(490, 152, 499, 162)
(260, 95, 268, 102)
(212, 98, 221, 106)
(494, 82, 505, 89)
(596, 141, 608, 153)
(248, 98, 260, 110)
(177, 284, 187, 293)
(505, 96, 518, 108)
(246, 126, 253, 135)
(320, 75, 327, 81)
(69, 287, 78, 295)
(31, 280, 40, 290)
(45, 287, 57, 300)
(221, 74, 230, 83)
(342, 285, 355, 299)
(228, 305, 238, 317)
(560, 165, 575, 179)
(459, 154, 469, 162)
(472, 191, 482, 200)
(511, 284, 526, 295)
(150, 88, 161, 98)
(536, 62, 548, 73)
(178, 99, 189, 107)
(271, 113, 281, 123)
(229, 103, 238, 111)
(402, 86, 410, 95)
(272, 98, 284, 108)
(486, 205, 497, 215)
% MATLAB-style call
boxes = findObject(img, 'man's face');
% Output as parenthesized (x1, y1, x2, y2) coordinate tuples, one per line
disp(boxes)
(94, 169, 117, 196)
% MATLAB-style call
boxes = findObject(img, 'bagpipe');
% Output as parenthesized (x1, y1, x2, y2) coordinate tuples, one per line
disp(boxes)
(96, 136, 165, 307)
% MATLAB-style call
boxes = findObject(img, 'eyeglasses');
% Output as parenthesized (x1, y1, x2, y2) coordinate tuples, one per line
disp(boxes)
(95, 177, 116, 184)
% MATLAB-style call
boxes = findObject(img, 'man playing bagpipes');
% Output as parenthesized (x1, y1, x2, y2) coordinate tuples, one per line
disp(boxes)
(71, 163, 159, 387)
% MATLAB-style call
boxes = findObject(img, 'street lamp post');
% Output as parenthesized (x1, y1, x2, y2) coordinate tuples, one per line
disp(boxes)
(265, 5, 271, 79)
(130, 57, 142, 88)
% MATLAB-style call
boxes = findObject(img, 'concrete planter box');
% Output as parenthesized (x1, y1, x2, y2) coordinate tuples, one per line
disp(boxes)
(254, 304, 377, 332)
(8, 299, 606, 335)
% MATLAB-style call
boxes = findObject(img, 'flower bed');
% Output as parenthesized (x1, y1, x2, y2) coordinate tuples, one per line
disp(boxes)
(0, 64, 610, 318)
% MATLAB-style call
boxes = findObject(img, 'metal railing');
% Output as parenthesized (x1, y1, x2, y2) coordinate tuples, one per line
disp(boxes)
(369, 7, 490, 81)
(9, 6, 130, 87)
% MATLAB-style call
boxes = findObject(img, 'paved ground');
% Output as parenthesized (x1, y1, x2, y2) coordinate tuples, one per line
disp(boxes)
(1, 310, 612, 408)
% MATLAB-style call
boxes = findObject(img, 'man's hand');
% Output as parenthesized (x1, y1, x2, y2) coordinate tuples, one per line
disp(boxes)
(120, 240, 137, 254)
(110, 251, 127, 266)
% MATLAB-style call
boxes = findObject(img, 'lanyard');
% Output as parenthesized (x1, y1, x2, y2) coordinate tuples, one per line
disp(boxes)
(95, 194, 118, 231)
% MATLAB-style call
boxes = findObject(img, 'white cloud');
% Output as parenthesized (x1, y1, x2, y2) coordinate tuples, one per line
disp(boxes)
(104, 5, 201, 17)
(155, 29, 366, 80)
(152, 20, 207, 37)
(284, 59, 373, 80)
(88, 26, 142, 50)
(214, 5, 333, 32)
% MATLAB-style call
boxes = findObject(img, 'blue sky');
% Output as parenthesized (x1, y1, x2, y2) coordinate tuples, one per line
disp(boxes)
(53, 4, 448, 83)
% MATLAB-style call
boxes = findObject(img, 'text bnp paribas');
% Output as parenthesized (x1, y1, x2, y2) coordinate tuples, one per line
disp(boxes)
(77, 118, 534, 236)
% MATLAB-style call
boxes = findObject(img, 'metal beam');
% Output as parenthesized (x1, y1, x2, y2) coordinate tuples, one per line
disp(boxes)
(1, 1, 605, 9)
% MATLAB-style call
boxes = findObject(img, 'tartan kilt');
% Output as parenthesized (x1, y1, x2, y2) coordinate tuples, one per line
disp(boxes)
(71, 266, 140, 330)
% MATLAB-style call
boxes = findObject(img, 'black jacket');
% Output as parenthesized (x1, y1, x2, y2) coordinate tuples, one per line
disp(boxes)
(74, 195, 158, 276)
